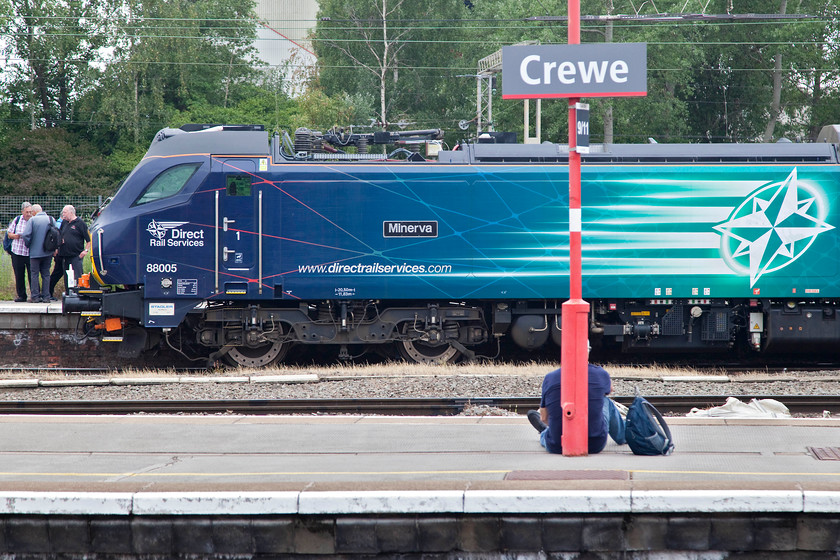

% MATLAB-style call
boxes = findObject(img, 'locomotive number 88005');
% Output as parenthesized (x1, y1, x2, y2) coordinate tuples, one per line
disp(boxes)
(63, 123, 840, 366)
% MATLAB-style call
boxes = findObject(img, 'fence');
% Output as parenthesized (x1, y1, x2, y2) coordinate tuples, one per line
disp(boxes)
(0, 196, 105, 230)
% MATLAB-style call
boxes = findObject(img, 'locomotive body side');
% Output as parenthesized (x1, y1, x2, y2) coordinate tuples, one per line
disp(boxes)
(276, 163, 840, 301)
(66, 125, 840, 365)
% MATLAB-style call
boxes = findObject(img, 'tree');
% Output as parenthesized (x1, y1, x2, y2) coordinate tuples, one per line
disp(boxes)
(780, 0, 840, 141)
(0, 128, 120, 195)
(0, 0, 114, 127)
(458, 0, 700, 144)
(316, 0, 428, 129)
(74, 0, 263, 150)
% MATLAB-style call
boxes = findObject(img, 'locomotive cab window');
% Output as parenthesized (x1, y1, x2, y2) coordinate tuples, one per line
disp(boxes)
(132, 163, 201, 206)
(226, 175, 251, 196)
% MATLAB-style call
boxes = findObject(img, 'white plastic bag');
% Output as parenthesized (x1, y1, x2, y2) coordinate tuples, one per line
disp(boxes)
(687, 396, 791, 418)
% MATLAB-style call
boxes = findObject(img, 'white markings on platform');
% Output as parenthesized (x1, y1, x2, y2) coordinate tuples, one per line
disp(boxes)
(464, 490, 631, 513)
(298, 491, 464, 514)
(1, 489, 839, 515)
(132, 491, 299, 515)
(631, 490, 803, 512)
(0, 492, 133, 515)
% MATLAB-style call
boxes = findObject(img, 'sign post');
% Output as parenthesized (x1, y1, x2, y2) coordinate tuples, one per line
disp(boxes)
(561, 0, 589, 456)
(501, 5, 647, 456)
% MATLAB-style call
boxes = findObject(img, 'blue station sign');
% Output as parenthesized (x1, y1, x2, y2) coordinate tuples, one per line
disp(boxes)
(502, 43, 647, 99)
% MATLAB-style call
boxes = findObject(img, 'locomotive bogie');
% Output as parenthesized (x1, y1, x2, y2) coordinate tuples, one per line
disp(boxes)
(64, 124, 840, 365)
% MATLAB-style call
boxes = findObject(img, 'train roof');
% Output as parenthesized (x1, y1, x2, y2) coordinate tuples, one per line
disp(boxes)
(439, 140, 840, 164)
(145, 126, 269, 159)
(144, 124, 840, 166)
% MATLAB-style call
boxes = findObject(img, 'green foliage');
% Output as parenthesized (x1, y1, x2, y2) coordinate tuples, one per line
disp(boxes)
(312, 0, 840, 145)
(0, 0, 116, 126)
(3, 0, 840, 205)
(292, 89, 374, 132)
(0, 128, 121, 195)
(74, 0, 263, 150)
(168, 82, 299, 134)
(315, 0, 471, 130)
(107, 144, 149, 177)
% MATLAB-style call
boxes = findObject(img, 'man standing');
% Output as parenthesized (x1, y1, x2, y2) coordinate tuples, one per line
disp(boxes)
(21, 204, 56, 303)
(7, 202, 32, 302)
(527, 341, 626, 454)
(49, 205, 91, 299)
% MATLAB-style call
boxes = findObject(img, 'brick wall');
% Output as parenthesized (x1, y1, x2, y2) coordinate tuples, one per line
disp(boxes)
(0, 329, 195, 369)
(0, 513, 838, 557)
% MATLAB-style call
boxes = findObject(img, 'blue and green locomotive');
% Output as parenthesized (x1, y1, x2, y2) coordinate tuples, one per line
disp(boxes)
(64, 124, 840, 365)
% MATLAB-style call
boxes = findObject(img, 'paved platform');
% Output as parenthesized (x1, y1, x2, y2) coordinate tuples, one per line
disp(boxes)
(1, 415, 839, 557)
(0, 414, 838, 513)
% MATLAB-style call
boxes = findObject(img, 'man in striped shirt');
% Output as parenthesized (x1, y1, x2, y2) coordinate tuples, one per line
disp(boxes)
(6, 202, 32, 302)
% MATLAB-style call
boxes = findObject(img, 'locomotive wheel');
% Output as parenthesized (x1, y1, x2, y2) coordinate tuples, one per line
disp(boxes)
(223, 338, 289, 368)
(398, 338, 460, 365)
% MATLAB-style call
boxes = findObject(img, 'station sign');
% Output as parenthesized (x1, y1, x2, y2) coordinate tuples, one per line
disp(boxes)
(502, 43, 647, 99)
(575, 103, 589, 153)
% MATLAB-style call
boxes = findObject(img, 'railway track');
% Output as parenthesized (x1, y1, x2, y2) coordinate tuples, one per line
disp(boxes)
(0, 395, 837, 416)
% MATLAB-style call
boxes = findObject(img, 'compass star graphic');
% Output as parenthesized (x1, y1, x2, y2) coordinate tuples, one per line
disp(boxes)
(146, 220, 187, 240)
(714, 169, 834, 287)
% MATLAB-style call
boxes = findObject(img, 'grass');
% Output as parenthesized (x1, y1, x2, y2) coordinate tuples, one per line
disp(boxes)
(251, 361, 729, 380)
(0, 251, 93, 300)
(0, 361, 727, 380)
(0, 253, 17, 300)
(0, 361, 791, 381)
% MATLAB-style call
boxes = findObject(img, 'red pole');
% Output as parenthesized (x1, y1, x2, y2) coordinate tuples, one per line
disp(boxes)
(561, 0, 590, 456)
(568, 0, 580, 44)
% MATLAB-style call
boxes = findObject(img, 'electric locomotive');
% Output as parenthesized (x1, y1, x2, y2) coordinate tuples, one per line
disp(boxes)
(64, 123, 840, 366)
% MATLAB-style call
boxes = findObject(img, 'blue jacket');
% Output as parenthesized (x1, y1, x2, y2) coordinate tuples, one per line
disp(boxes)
(22, 212, 55, 258)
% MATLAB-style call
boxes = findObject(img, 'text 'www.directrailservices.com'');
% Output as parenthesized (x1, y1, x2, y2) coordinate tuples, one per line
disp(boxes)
(298, 262, 452, 274)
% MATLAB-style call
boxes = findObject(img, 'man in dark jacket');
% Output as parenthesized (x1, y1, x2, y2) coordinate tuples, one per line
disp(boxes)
(49, 205, 91, 299)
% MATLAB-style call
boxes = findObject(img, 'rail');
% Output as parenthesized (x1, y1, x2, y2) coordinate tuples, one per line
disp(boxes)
(0, 395, 837, 416)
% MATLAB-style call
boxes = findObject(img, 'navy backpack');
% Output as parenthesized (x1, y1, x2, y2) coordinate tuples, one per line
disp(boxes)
(624, 395, 675, 456)
(3, 216, 18, 255)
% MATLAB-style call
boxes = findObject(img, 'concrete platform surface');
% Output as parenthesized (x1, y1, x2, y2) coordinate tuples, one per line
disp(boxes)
(0, 414, 838, 515)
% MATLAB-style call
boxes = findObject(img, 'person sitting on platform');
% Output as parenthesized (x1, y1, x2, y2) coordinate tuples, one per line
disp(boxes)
(527, 340, 626, 454)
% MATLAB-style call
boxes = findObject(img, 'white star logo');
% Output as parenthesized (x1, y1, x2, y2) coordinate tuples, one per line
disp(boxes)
(714, 169, 834, 287)
(147, 220, 188, 240)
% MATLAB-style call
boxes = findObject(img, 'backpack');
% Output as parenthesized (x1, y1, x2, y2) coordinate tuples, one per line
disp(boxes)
(43, 218, 60, 252)
(3, 216, 16, 255)
(624, 395, 675, 456)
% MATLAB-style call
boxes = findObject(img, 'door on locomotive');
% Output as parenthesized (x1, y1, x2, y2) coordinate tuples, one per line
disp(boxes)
(218, 159, 257, 276)
(215, 158, 288, 367)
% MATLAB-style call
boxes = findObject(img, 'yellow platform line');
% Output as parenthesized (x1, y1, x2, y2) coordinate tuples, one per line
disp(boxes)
(0, 468, 838, 478)
(631, 469, 840, 477)
(0, 470, 511, 477)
